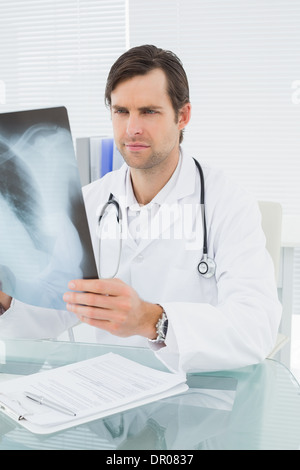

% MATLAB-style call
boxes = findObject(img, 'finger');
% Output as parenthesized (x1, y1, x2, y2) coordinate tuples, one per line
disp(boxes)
(77, 314, 127, 336)
(67, 302, 124, 322)
(66, 303, 115, 321)
(68, 278, 126, 296)
(63, 291, 120, 310)
(76, 314, 115, 332)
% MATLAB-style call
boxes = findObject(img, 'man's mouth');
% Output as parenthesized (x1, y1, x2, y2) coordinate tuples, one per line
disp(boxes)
(125, 142, 150, 151)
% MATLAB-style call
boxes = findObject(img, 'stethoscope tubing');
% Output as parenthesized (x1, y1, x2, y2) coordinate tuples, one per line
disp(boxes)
(98, 193, 123, 278)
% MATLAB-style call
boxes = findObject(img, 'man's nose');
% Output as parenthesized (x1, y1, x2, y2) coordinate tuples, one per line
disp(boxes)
(126, 114, 143, 136)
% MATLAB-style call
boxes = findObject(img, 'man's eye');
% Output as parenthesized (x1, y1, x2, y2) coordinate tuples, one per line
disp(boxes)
(144, 109, 157, 114)
(115, 109, 128, 114)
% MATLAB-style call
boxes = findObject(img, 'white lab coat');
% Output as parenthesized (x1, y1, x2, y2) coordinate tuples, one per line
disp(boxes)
(0, 153, 281, 373)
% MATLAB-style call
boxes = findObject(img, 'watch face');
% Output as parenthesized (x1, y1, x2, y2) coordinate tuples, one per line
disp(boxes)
(162, 319, 168, 337)
(149, 311, 168, 342)
(158, 313, 168, 339)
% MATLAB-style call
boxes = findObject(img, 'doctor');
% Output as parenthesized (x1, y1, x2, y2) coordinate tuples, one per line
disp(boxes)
(0, 45, 281, 372)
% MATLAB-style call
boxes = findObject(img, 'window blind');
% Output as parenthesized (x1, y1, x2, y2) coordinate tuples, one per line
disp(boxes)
(0, 0, 127, 139)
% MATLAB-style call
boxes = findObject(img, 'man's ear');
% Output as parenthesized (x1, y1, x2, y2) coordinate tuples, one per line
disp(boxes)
(178, 103, 192, 130)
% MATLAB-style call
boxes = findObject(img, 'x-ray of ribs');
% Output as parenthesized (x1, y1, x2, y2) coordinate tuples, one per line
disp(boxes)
(0, 139, 50, 253)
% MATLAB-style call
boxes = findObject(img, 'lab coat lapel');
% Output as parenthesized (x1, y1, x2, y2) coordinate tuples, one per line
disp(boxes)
(106, 164, 137, 251)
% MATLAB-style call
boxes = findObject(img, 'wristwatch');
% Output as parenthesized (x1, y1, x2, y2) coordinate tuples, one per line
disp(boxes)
(149, 310, 168, 344)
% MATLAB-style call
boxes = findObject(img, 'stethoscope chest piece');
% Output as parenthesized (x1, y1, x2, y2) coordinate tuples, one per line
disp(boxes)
(197, 255, 216, 279)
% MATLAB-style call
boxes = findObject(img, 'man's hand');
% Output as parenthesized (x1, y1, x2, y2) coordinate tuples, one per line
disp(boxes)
(63, 278, 163, 340)
(0, 291, 12, 312)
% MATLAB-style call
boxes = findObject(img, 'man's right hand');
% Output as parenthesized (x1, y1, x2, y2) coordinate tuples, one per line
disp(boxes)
(0, 291, 12, 312)
(0, 265, 16, 313)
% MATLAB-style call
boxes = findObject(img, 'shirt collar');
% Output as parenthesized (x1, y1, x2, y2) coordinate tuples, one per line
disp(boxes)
(109, 147, 197, 206)
(125, 151, 183, 211)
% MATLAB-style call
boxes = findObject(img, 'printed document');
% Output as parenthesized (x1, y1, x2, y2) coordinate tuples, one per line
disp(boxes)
(0, 353, 188, 434)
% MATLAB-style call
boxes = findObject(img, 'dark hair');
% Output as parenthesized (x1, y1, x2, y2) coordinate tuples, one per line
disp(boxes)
(105, 45, 190, 143)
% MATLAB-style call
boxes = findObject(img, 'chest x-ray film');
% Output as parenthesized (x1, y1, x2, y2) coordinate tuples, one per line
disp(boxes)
(0, 107, 98, 310)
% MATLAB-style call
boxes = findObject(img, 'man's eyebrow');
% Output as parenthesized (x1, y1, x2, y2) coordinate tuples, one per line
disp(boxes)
(111, 104, 163, 111)
(111, 105, 127, 110)
(138, 105, 163, 111)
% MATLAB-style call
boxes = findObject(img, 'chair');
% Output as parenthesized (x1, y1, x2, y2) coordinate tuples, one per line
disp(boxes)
(258, 201, 289, 359)
(258, 201, 282, 282)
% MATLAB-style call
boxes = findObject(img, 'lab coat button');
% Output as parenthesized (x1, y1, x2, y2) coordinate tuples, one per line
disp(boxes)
(135, 255, 144, 263)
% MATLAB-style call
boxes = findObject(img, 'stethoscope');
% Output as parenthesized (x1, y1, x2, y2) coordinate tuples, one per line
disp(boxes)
(97, 158, 216, 279)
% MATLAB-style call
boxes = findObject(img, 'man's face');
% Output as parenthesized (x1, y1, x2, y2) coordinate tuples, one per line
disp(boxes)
(110, 68, 189, 171)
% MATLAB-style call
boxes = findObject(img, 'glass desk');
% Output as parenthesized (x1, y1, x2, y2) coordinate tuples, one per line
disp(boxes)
(0, 338, 300, 450)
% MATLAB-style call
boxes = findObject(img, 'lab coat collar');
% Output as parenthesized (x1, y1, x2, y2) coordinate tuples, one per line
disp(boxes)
(125, 150, 182, 210)
(163, 149, 197, 204)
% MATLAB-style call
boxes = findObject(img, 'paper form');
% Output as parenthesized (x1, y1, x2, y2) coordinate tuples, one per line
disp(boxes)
(0, 353, 188, 433)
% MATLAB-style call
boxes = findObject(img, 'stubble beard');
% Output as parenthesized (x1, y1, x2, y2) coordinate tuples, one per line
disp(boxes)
(119, 147, 171, 173)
